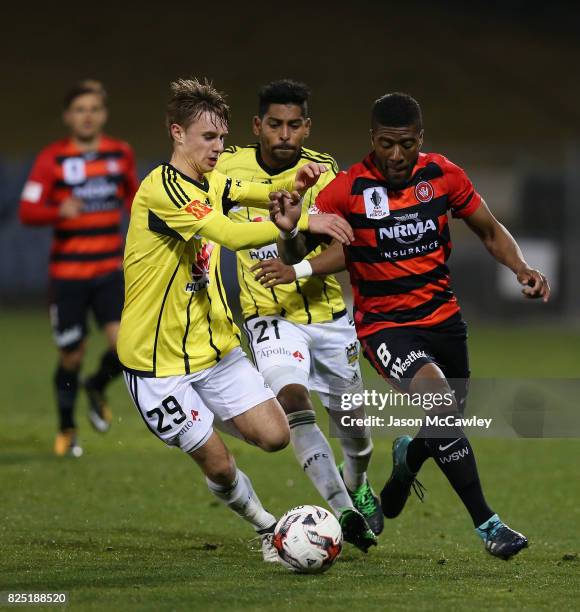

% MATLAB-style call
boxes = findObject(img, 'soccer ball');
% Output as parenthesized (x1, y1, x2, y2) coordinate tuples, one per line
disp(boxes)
(273, 505, 342, 573)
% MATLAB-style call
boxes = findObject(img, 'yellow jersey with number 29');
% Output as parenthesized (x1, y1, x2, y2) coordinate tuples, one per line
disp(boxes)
(118, 163, 299, 377)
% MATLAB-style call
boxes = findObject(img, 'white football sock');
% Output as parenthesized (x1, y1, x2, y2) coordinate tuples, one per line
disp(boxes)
(338, 436, 373, 491)
(206, 469, 276, 532)
(288, 410, 353, 516)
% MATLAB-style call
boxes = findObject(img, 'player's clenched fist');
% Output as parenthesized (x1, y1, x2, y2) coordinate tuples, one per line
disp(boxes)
(269, 190, 302, 233)
(516, 265, 550, 303)
(58, 196, 83, 219)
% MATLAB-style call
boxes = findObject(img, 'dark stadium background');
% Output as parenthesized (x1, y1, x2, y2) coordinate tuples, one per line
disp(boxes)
(1, 3, 579, 609)
(1, 0, 579, 323)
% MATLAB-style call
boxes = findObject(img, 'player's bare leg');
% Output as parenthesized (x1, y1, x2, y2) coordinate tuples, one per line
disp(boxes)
(229, 397, 290, 452)
(54, 343, 85, 457)
(381, 362, 528, 559)
(83, 321, 121, 433)
(190, 430, 279, 562)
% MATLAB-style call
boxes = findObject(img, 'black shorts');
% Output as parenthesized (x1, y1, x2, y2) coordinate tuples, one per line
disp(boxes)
(360, 313, 470, 410)
(48, 270, 124, 351)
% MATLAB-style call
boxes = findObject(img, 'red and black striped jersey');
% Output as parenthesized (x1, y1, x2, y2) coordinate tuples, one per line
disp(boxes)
(313, 152, 481, 337)
(19, 135, 138, 280)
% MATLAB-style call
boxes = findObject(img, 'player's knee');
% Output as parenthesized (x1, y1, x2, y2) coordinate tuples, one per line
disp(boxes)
(410, 363, 457, 415)
(277, 384, 313, 415)
(103, 321, 120, 350)
(255, 421, 290, 452)
(60, 346, 84, 371)
(204, 451, 236, 485)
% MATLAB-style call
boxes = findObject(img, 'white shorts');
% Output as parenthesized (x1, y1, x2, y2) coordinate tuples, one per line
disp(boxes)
(243, 314, 363, 410)
(123, 347, 275, 453)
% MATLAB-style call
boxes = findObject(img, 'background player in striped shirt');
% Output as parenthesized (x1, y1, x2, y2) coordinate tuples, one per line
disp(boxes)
(217, 80, 381, 549)
(19, 80, 138, 456)
(118, 78, 353, 561)
(267, 92, 550, 560)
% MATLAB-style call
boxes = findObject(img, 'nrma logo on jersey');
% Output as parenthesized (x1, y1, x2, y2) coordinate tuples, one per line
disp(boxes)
(249, 243, 278, 261)
(379, 213, 438, 246)
(186, 243, 214, 293)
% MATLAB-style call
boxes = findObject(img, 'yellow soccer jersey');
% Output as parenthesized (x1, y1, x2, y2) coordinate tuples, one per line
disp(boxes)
(217, 145, 346, 325)
(118, 163, 297, 377)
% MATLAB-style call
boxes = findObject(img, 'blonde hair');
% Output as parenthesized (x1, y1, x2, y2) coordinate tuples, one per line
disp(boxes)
(166, 78, 229, 139)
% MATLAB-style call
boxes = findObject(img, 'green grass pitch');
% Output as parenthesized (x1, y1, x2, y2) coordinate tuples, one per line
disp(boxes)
(1, 310, 578, 611)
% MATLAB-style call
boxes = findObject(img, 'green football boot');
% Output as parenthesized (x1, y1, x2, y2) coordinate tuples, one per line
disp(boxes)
(338, 508, 377, 553)
(338, 463, 384, 535)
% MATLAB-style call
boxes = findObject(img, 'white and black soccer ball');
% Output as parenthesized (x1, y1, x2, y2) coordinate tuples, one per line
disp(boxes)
(273, 505, 342, 574)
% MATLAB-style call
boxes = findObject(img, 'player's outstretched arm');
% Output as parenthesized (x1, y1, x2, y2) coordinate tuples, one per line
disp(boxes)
(251, 240, 346, 288)
(196, 190, 309, 251)
(198, 211, 282, 251)
(220, 162, 327, 211)
(464, 199, 550, 302)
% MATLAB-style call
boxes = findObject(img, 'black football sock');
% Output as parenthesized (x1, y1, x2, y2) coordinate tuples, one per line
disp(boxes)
(87, 349, 122, 392)
(406, 437, 431, 474)
(423, 418, 494, 527)
(54, 365, 79, 431)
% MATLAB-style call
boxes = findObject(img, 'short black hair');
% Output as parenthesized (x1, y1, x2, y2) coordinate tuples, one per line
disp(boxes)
(258, 79, 310, 118)
(371, 92, 422, 130)
(63, 79, 107, 109)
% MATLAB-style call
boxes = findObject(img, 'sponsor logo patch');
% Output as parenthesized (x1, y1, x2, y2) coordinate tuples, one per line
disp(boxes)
(257, 347, 291, 359)
(303, 452, 329, 470)
(389, 349, 428, 380)
(185, 200, 212, 219)
(185, 243, 213, 293)
(73, 177, 118, 205)
(249, 244, 278, 261)
(21, 181, 43, 203)
(378, 218, 437, 245)
(363, 186, 389, 219)
(62, 157, 86, 185)
(439, 447, 469, 463)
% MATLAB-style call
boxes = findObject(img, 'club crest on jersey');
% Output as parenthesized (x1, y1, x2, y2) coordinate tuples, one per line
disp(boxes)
(345, 342, 359, 364)
(363, 186, 389, 219)
(415, 181, 434, 203)
(106, 159, 120, 174)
